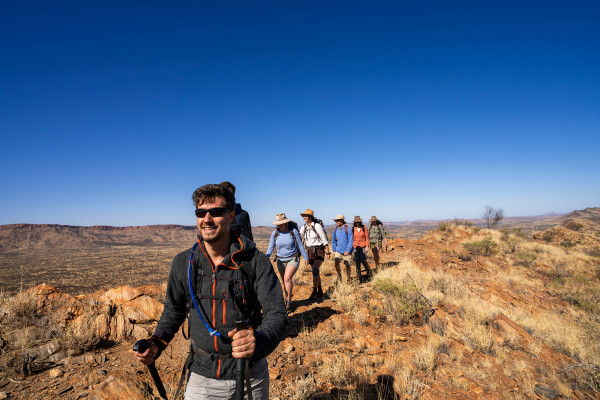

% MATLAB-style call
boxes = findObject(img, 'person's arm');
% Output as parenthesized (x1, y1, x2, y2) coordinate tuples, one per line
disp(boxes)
(331, 228, 337, 253)
(250, 251, 288, 362)
(265, 230, 277, 258)
(136, 251, 188, 365)
(293, 228, 309, 260)
(346, 227, 354, 254)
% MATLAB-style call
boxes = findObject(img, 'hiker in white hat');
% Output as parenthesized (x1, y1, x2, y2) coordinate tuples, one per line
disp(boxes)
(266, 213, 309, 312)
(331, 214, 353, 282)
(299, 209, 330, 301)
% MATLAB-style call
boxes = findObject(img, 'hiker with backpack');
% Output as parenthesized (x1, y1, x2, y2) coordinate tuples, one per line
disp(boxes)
(134, 184, 287, 400)
(299, 209, 330, 300)
(352, 216, 373, 282)
(369, 216, 387, 267)
(265, 213, 309, 312)
(220, 181, 254, 241)
(331, 214, 354, 283)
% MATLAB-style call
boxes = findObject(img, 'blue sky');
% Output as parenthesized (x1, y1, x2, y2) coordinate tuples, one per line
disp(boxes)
(1, 1, 598, 227)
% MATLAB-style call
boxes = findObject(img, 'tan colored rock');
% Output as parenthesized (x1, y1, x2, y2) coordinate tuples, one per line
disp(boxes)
(99, 285, 141, 304)
(49, 368, 63, 378)
(121, 295, 163, 324)
(88, 370, 147, 400)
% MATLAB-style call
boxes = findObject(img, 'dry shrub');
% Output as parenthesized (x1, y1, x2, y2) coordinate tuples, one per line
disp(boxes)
(394, 367, 422, 400)
(510, 309, 594, 362)
(284, 374, 317, 400)
(330, 280, 361, 318)
(413, 341, 436, 374)
(320, 355, 358, 387)
(300, 323, 340, 349)
(6, 290, 38, 323)
(59, 311, 101, 355)
(427, 274, 466, 301)
(512, 252, 537, 268)
(454, 299, 499, 354)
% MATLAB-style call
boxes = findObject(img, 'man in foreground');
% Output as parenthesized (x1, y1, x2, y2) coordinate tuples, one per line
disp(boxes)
(134, 184, 287, 399)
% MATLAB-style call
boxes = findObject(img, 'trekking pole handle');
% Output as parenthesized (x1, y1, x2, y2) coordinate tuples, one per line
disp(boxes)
(133, 339, 168, 400)
(232, 320, 249, 400)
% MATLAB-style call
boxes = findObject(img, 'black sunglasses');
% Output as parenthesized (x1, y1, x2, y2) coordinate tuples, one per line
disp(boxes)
(194, 207, 231, 218)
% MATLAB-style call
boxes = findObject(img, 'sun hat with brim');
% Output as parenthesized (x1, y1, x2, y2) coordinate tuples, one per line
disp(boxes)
(272, 213, 291, 225)
(369, 216, 378, 222)
(353, 216, 362, 223)
(333, 214, 345, 222)
(301, 209, 314, 217)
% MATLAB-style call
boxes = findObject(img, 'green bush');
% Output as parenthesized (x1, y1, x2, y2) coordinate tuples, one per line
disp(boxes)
(513, 252, 537, 268)
(463, 237, 499, 256)
(374, 278, 430, 325)
(560, 239, 576, 248)
(452, 218, 473, 227)
(438, 222, 451, 232)
(564, 220, 584, 231)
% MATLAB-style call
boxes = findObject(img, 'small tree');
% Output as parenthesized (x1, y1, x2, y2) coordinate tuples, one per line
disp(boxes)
(482, 205, 504, 229)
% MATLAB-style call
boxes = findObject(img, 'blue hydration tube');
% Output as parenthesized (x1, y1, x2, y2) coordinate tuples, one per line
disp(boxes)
(188, 242, 223, 338)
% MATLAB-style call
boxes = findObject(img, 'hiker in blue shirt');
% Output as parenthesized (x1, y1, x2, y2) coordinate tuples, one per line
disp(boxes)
(266, 213, 308, 311)
(331, 214, 354, 283)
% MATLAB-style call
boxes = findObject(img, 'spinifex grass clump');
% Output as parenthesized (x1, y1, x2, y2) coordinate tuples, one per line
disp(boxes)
(374, 276, 430, 325)
(463, 237, 498, 256)
(513, 252, 537, 268)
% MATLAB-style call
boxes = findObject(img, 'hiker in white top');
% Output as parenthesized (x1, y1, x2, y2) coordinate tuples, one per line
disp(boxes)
(299, 209, 330, 301)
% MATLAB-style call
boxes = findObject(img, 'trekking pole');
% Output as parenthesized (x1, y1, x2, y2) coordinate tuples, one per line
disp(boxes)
(133, 339, 168, 400)
(231, 320, 252, 400)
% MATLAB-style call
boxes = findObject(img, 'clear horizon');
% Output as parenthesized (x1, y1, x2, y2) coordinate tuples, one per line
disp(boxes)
(1, 1, 598, 227)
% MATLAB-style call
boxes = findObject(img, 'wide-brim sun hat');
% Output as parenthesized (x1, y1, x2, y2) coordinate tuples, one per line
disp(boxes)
(333, 214, 345, 222)
(272, 213, 291, 225)
(301, 209, 314, 217)
(369, 216, 378, 222)
(353, 216, 362, 223)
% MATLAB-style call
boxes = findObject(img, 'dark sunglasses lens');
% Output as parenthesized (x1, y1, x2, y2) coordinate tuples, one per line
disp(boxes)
(195, 208, 229, 218)
(210, 209, 226, 217)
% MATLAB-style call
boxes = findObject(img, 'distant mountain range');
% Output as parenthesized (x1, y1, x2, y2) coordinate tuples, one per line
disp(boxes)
(3, 208, 598, 253)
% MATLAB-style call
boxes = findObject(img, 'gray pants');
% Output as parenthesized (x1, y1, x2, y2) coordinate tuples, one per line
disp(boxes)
(184, 358, 269, 400)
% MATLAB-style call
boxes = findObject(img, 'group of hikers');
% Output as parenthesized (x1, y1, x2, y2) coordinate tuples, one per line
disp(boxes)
(134, 182, 387, 400)
(265, 210, 387, 311)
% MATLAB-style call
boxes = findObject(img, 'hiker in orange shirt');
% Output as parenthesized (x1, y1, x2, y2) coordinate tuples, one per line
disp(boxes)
(352, 216, 373, 282)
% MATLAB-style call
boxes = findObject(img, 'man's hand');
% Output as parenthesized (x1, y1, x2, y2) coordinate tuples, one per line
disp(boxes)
(228, 328, 256, 359)
(134, 341, 159, 366)
(343, 251, 349, 256)
(304, 259, 309, 266)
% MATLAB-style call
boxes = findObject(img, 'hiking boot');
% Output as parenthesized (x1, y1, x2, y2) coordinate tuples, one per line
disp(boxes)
(309, 288, 319, 300)
(286, 300, 294, 312)
(316, 287, 324, 301)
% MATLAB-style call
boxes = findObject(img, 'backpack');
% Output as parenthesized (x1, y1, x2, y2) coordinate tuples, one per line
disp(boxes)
(370, 221, 385, 240)
(302, 217, 328, 246)
(230, 204, 243, 235)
